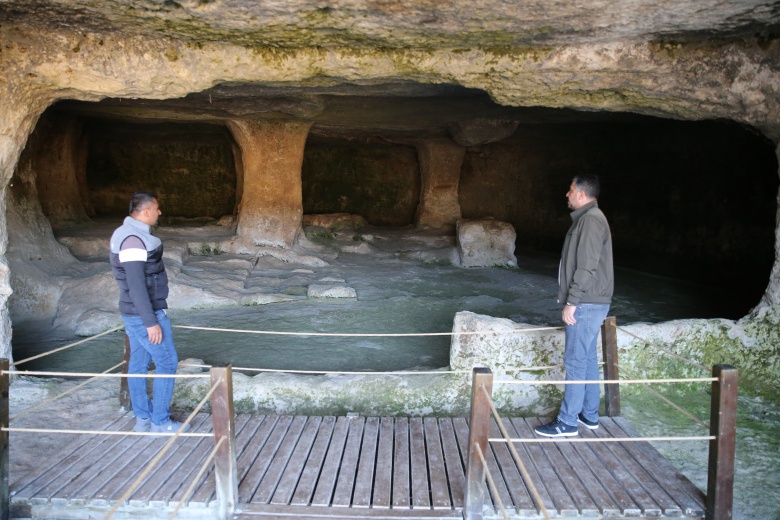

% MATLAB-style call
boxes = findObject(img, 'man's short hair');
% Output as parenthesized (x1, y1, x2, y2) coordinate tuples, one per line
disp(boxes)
(129, 192, 158, 216)
(572, 175, 601, 199)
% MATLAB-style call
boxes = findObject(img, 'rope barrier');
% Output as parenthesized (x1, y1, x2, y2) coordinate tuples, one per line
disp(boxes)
(2, 370, 211, 379)
(473, 442, 510, 520)
(10, 325, 123, 367)
(1, 427, 210, 437)
(620, 365, 710, 430)
(480, 385, 551, 520)
(494, 376, 716, 385)
(105, 379, 221, 519)
(181, 362, 570, 376)
(168, 436, 225, 520)
(180, 362, 471, 375)
(9, 361, 124, 422)
(489, 436, 715, 443)
(173, 324, 564, 337)
(616, 326, 709, 372)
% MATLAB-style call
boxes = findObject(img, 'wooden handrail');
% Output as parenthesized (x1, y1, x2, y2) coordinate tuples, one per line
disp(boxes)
(463, 367, 493, 520)
(120, 335, 130, 410)
(601, 316, 620, 416)
(706, 364, 737, 520)
(1, 359, 9, 520)
(210, 364, 238, 520)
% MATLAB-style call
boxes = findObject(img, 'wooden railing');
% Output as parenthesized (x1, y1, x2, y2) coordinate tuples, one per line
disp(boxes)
(462, 317, 738, 520)
(0, 316, 738, 520)
(0, 360, 239, 520)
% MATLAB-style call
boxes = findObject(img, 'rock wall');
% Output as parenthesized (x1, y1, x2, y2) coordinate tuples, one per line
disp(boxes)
(29, 113, 92, 228)
(302, 141, 420, 227)
(84, 120, 238, 220)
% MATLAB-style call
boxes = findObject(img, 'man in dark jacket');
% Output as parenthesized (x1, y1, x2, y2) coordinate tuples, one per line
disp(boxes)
(535, 175, 614, 437)
(110, 192, 189, 435)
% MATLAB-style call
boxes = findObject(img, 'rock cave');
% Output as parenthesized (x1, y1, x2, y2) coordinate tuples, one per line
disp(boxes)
(2, 2, 780, 518)
(0, 0, 779, 395)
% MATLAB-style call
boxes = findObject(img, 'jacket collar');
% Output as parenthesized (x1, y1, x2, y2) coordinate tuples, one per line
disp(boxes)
(123, 215, 152, 234)
(570, 200, 598, 223)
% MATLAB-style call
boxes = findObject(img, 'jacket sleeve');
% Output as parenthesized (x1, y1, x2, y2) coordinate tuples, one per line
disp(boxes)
(567, 215, 608, 305)
(120, 236, 159, 327)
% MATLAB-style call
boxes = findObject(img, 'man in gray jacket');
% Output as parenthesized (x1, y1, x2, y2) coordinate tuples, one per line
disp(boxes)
(535, 175, 614, 437)
(110, 192, 189, 436)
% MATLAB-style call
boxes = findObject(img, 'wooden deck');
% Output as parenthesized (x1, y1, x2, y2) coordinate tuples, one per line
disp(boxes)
(9, 412, 706, 519)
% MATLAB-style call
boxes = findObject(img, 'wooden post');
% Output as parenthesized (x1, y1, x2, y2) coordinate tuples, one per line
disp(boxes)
(210, 364, 238, 520)
(463, 367, 493, 520)
(1, 359, 9, 520)
(706, 364, 737, 520)
(120, 335, 131, 410)
(600, 316, 620, 417)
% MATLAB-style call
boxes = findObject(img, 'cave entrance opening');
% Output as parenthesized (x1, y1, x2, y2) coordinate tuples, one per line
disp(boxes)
(7, 89, 779, 374)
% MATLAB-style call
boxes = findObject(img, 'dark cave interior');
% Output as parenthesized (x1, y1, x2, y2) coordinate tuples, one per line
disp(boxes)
(22, 84, 780, 319)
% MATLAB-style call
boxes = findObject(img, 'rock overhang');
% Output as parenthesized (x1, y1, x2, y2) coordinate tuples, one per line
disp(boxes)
(1, 0, 779, 49)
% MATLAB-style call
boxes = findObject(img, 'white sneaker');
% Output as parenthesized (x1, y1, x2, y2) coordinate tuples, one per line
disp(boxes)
(150, 419, 190, 437)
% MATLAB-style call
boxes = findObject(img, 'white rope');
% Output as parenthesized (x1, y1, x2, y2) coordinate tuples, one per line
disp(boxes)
(106, 380, 221, 519)
(616, 326, 709, 372)
(9, 361, 124, 422)
(480, 386, 551, 520)
(173, 324, 563, 337)
(2, 370, 211, 379)
(180, 362, 470, 375)
(10, 325, 123, 367)
(180, 362, 567, 376)
(168, 436, 225, 520)
(474, 442, 510, 520)
(489, 436, 715, 443)
(1, 427, 210, 437)
(494, 377, 717, 385)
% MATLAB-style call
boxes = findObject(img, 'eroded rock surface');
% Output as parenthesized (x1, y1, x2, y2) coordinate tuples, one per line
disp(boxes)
(456, 218, 518, 268)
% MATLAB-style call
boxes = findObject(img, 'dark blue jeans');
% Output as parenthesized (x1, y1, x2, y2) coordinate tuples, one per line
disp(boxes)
(557, 304, 610, 427)
(122, 310, 178, 426)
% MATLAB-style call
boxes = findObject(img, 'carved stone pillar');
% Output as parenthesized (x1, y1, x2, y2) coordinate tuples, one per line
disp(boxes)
(415, 138, 464, 229)
(227, 119, 312, 248)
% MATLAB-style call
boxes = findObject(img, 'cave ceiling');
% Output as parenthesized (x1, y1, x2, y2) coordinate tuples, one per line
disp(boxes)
(53, 83, 656, 142)
(4, 1, 780, 140)
(2, 0, 778, 48)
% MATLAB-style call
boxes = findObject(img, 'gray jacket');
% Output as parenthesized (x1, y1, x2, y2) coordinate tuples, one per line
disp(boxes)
(558, 200, 614, 306)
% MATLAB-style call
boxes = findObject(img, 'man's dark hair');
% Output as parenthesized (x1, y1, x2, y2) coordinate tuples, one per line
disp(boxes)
(129, 192, 158, 215)
(572, 175, 601, 199)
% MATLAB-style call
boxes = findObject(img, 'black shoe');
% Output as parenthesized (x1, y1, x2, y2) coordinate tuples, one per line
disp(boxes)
(534, 418, 578, 437)
(577, 413, 599, 430)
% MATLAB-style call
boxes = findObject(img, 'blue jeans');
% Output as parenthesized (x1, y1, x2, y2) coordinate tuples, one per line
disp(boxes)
(122, 310, 178, 426)
(557, 304, 610, 427)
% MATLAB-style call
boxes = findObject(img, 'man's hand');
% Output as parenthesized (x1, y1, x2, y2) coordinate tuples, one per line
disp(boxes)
(562, 305, 577, 325)
(147, 324, 162, 344)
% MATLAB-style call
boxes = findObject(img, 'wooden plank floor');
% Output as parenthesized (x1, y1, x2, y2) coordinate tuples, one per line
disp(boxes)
(9, 413, 706, 519)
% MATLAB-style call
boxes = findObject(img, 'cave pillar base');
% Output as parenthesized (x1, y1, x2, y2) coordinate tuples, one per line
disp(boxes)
(227, 120, 312, 249)
(415, 138, 464, 230)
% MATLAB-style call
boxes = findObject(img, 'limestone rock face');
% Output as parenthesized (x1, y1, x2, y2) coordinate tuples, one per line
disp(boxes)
(456, 219, 518, 268)
(448, 119, 520, 147)
(450, 311, 563, 413)
(307, 284, 357, 298)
